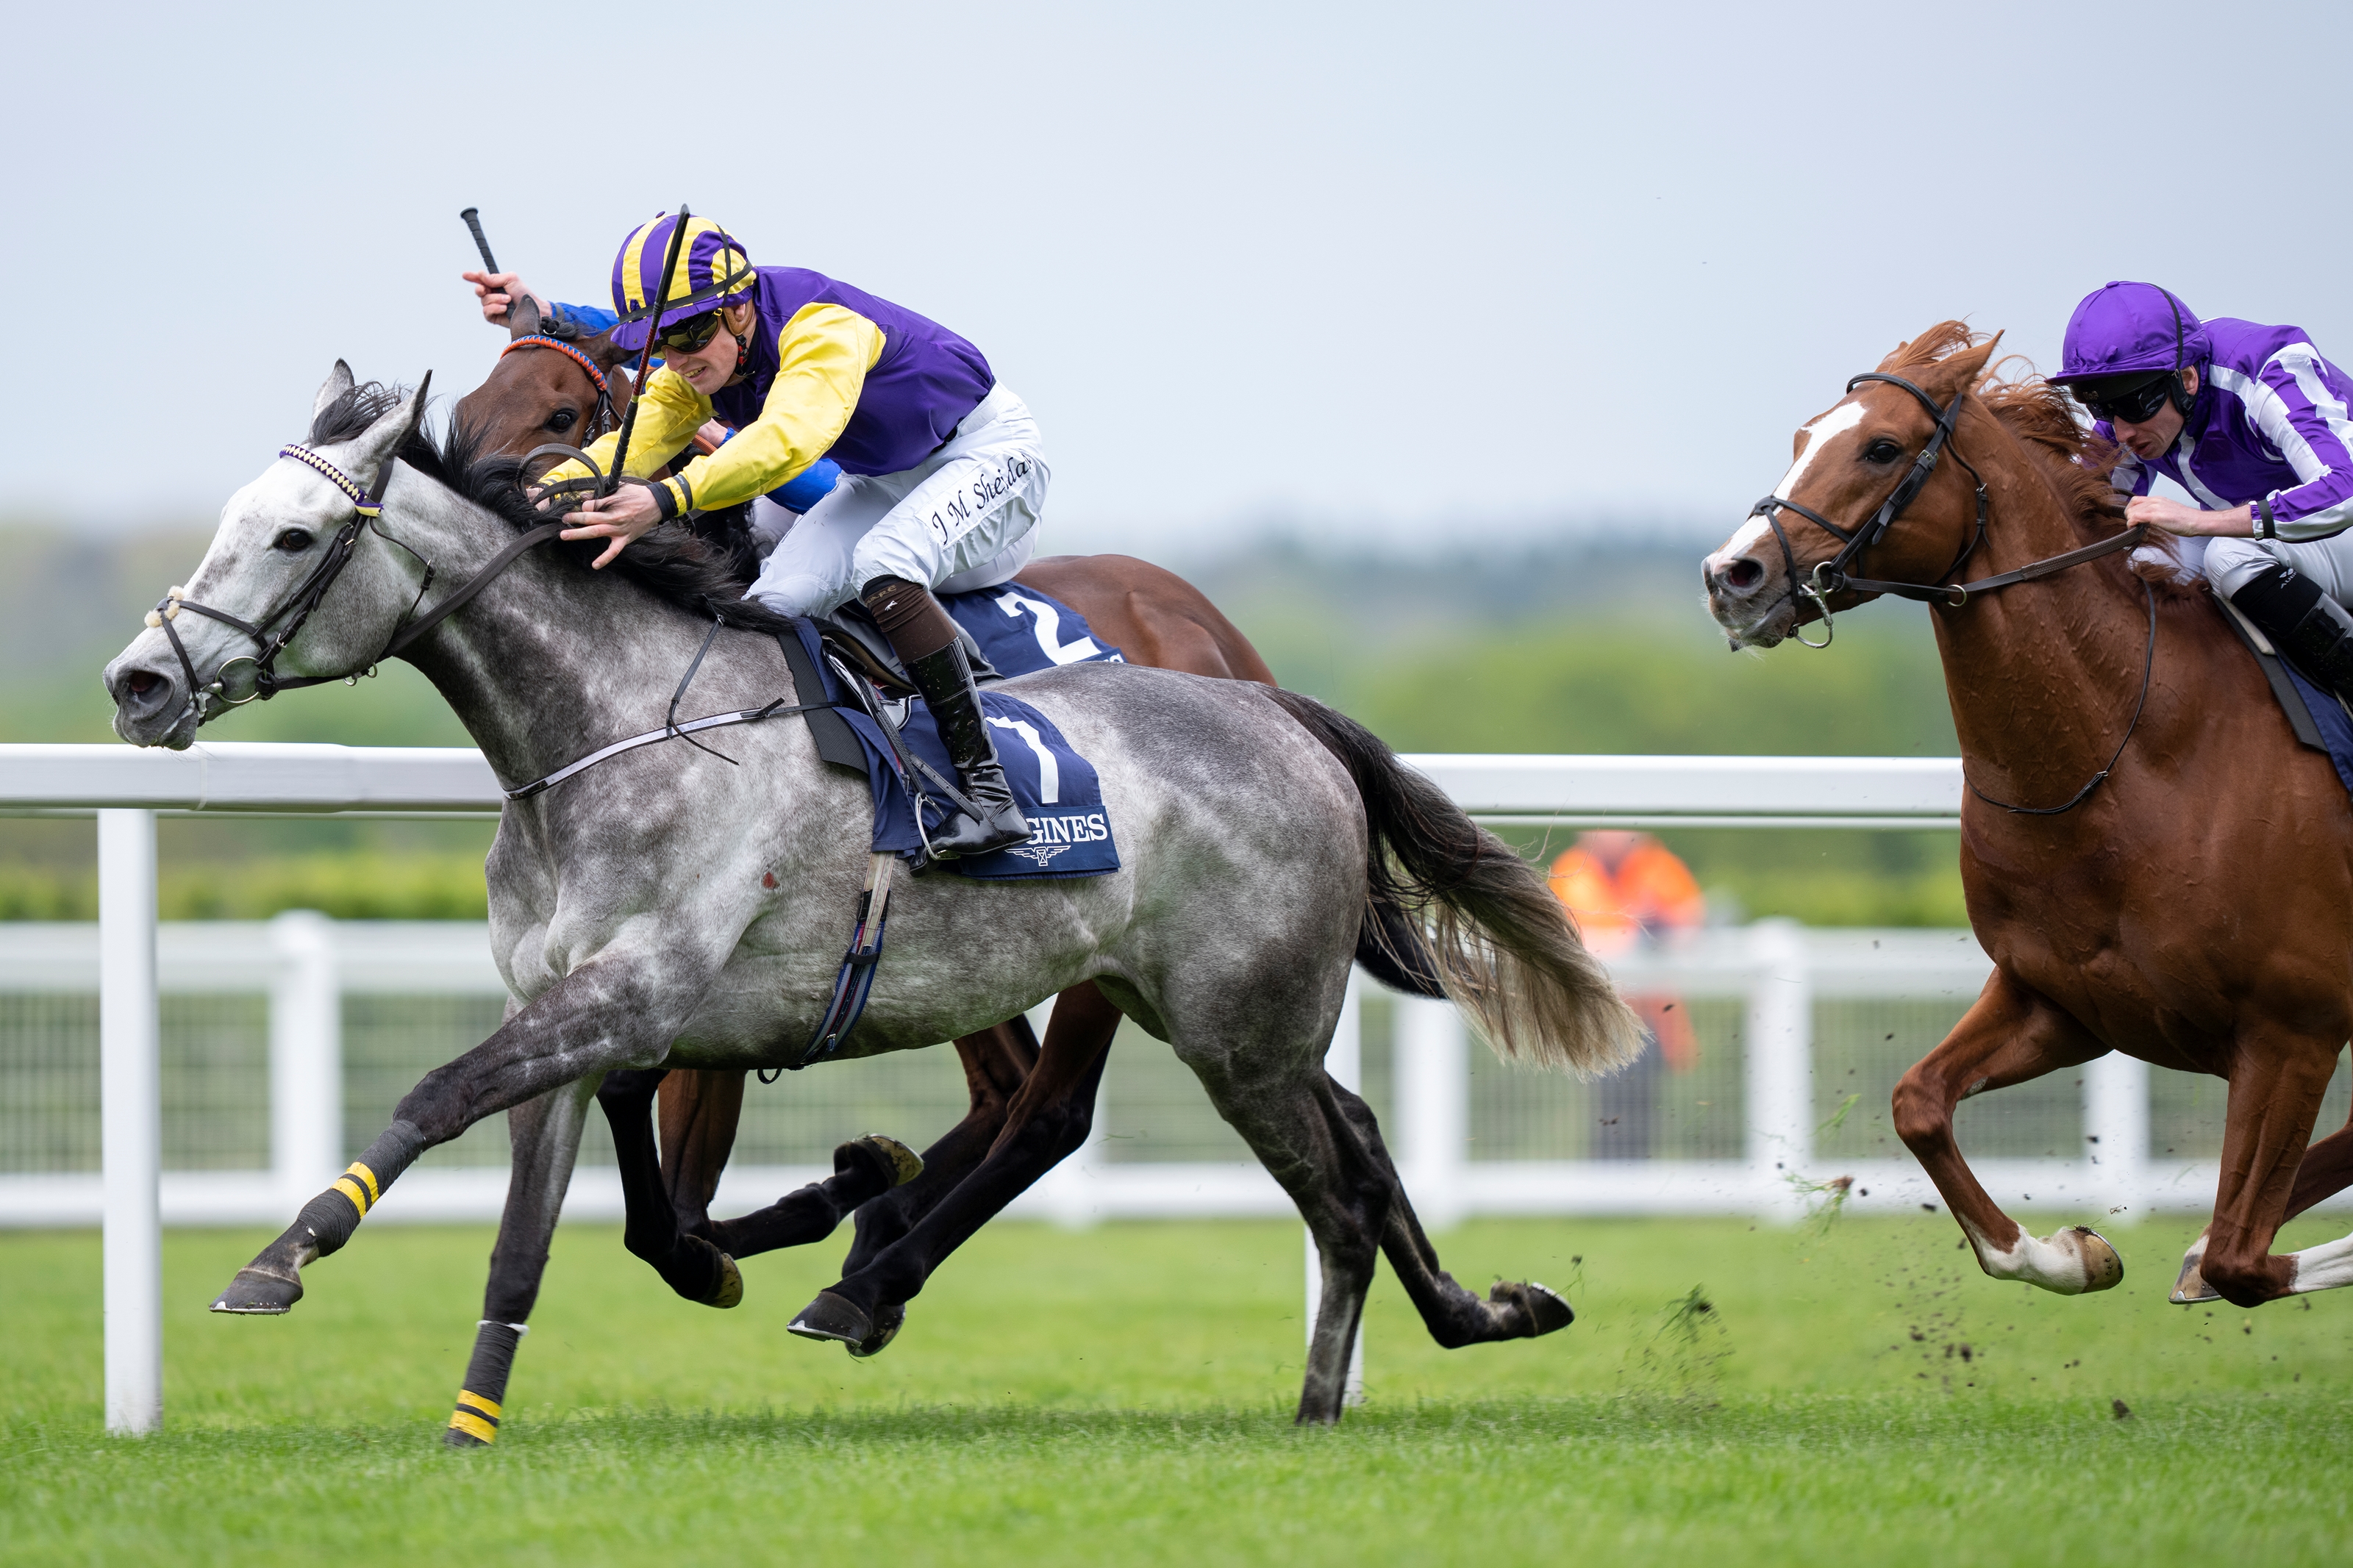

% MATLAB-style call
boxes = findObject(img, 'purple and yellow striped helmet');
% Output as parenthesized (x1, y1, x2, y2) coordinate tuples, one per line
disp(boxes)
(608, 212, 753, 351)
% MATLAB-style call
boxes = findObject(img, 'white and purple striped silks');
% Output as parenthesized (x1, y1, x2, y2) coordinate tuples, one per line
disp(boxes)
(2104, 317, 2353, 543)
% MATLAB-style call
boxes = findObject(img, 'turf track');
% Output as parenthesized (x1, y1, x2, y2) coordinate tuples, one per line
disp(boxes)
(4, 1214, 2349, 1564)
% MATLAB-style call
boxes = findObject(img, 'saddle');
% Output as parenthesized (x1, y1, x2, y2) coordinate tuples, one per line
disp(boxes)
(810, 601, 1000, 698)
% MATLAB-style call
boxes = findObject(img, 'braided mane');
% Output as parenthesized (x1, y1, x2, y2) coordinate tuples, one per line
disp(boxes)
(310, 380, 787, 634)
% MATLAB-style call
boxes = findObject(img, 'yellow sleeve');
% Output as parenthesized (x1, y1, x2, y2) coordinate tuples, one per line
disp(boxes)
(534, 367, 711, 489)
(662, 304, 885, 513)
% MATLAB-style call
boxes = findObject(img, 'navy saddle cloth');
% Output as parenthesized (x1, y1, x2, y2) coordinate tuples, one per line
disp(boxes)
(787, 617, 1121, 880)
(940, 581, 1126, 676)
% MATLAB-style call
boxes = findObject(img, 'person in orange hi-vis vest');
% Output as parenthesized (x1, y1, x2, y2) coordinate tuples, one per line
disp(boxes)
(1547, 831, 1706, 1160)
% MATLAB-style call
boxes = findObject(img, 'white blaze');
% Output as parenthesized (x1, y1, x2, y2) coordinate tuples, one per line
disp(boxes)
(1719, 398, 1869, 559)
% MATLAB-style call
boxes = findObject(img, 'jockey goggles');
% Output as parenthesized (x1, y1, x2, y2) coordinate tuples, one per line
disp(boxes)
(653, 309, 727, 354)
(2070, 372, 2179, 426)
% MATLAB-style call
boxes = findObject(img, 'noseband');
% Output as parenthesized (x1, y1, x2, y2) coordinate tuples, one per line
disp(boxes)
(1743, 369, 2156, 816)
(151, 443, 563, 723)
(500, 335, 618, 443)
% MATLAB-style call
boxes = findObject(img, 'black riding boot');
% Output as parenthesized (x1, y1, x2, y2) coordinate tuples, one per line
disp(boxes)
(2228, 564, 2353, 695)
(860, 577, 1032, 859)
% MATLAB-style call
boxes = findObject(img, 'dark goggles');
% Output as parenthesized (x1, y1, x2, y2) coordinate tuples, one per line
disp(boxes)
(2070, 373, 2178, 425)
(654, 309, 726, 353)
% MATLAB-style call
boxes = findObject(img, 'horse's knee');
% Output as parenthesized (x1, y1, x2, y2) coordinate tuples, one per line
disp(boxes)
(1890, 1070, 1948, 1149)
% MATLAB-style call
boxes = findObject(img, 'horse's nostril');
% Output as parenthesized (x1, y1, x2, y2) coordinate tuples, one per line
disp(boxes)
(124, 670, 160, 697)
(1725, 558, 1765, 591)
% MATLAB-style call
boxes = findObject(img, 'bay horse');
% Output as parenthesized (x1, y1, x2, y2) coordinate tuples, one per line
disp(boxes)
(452, 303, 1330, 1356)
(103, 368, 1639, 1435)
(1702, 321, 2353, 1311)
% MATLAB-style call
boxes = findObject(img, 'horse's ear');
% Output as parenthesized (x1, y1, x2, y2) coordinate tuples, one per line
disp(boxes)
(1925, 331, 2005, 396)
(508, 295, 542, 340)
(345, 372, 433, 488)
(313, 359, 357, 418)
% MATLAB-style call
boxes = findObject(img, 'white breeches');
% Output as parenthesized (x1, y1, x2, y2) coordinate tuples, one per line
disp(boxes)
(2206, 533, 2353, 604)
(744, 384, 1047, 618)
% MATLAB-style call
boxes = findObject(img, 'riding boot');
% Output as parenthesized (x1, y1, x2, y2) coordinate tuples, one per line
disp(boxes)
(860, 577, 1032, 859)
(2228, 564, 2353, 696)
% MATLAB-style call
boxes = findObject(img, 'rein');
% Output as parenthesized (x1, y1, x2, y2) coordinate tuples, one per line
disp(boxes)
(1746, 370, 2157, 817)
(500, 335, 617, 443)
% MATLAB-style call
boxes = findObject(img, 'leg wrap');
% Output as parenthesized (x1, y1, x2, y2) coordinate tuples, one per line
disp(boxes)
(446, 1320, 527, 1447)
(310, 1120, 429, 1257)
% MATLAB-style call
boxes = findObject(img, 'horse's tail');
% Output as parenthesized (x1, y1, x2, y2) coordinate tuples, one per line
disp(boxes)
(1267, 688, 1643, 1077)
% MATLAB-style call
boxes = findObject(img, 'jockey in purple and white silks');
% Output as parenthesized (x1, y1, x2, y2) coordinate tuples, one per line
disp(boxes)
(2050, 280, 2353, 695)
(524, 213, 1045, 859)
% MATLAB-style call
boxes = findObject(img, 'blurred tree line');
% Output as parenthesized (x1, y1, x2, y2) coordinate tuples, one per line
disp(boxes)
(0, 524, 1967, 925)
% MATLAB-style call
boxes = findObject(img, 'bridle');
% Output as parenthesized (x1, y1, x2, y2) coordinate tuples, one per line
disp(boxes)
(499, 334, 618, 444)
(1743, 370, 2156, 817)
(149, 427, 563, 723)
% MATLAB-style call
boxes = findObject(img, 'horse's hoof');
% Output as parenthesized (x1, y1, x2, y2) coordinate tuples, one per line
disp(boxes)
(2171, 1258, 2221, 1305)
(708, 1251, 743, 1309)
(847, 1300, 907, 1358)
(1490, 1279, 1574, 1337)
(788, 1289, 874, 1347)
(441, 1422, 492, 1449)
(2068, 1226, 2124, 1293)
(856, 1134, 925, 1187)
(211, 1264, 302, 1314)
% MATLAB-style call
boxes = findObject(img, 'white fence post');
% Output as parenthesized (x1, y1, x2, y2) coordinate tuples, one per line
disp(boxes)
(1396, 994, 1468, 1231)
(268, 912, 343, 1205)
(98, 809, 161, 1436)
(1304, 973, 1365, 1406)
(1745, 919, 1811, 1225)
(2084, 1052, 2149, 1220)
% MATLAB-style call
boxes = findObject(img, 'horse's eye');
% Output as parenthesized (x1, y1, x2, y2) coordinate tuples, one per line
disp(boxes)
(546, 408, 577, 432)
(273, 528, 314, 553)
(1864, 439, 1904, 465)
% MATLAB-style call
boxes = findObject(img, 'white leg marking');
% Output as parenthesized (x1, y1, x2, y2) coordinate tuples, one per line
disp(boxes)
(1962, 1218, 2123, 1295)
(2288, 1230, 2353, 1294)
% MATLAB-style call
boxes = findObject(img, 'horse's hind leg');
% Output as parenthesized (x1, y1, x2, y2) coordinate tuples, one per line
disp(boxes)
(1891, 970, 2121, 1295)
(1326, 1082, 1572, 1346)
(444, 1075, 598, 1447)
(791, 986, 1118, 1357)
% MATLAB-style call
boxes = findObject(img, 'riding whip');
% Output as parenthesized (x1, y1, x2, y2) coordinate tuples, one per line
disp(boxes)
(605, 203, 695, 491)
(459, 207, 499, 274)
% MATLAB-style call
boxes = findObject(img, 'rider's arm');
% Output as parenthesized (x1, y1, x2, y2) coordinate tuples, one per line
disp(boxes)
(2235, 354, 2353, 540)
(654, 304, 884, 515)
(535, 366, 711, 489)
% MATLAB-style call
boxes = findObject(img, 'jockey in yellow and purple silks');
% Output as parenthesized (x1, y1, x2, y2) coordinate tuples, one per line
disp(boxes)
(536, 213, 1044, 859)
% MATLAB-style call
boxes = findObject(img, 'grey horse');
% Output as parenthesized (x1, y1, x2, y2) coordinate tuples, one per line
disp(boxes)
(102, 367, 1641, 1436)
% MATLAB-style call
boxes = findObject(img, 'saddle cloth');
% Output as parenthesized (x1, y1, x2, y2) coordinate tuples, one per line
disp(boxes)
(941, 581, 1126, 676)
(2217, 597, 2353, 798)
(787, 620, 1121, 880)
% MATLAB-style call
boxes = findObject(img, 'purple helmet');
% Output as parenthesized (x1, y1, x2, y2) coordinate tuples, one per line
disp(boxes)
(2052, 280, 2211, 385)
(609, 212, 753, 351)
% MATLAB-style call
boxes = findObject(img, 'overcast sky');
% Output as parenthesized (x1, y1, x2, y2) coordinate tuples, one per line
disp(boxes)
(3, 0, 2339, 556)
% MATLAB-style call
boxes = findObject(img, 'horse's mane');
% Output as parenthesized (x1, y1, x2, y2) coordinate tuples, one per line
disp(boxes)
(310, 381, 788, 634)
(1879, 322, 2128, 529)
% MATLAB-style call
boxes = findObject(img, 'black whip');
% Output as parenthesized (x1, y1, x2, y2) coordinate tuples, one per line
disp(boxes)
(459, 207, 499, 273)
(605, 204, 694, 492)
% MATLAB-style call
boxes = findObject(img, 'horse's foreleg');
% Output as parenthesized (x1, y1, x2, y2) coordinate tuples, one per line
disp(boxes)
(790, 986, 1117, 1357)
(596, 1068, 743, 1309)
(706, 1020, 1033, 1267)
(2193, 1034, 2342, 1307)
(212, 953, 705, 1315)
(656, 1068, 746, 1233)
(445, 1075, 599, 1447)
(1892, 971, 2120, 1295)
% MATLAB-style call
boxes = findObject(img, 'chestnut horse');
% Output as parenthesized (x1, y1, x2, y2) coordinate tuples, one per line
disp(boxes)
(450, 306, 1346, 1353)
(1702, 321, 2353, 1311)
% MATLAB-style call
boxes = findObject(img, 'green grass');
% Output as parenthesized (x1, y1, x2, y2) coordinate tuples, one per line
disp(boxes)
(4, 1214, 2351, 1564)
